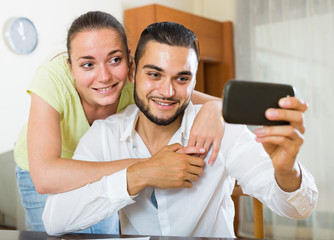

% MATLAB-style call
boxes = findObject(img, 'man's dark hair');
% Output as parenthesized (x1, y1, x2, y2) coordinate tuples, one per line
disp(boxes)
(134, 21, 199, 67)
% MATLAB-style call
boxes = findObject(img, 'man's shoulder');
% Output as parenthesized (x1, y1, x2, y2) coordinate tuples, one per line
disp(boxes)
(192, 103, 203, 112)
(110, 104, 138, 120)
(190, 103, 248, 134)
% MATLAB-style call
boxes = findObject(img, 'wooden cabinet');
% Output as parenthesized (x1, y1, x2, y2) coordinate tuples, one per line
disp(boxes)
(124, 4, 235, 97)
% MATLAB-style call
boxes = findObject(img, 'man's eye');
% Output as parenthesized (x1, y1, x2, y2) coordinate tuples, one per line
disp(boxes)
(148, 72, 160, 78)
(110, 57, 121, 64)
(177, 76, 190, 82)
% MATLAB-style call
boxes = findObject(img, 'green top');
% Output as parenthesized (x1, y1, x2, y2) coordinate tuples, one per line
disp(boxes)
(14, 55, 134, 170)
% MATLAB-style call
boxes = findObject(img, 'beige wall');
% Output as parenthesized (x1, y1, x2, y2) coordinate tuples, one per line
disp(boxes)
(0, 0, 123, 154)
(193, 0, 236, 22)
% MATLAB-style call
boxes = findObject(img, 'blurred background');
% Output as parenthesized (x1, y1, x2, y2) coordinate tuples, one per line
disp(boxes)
(0, 0, 333, 239)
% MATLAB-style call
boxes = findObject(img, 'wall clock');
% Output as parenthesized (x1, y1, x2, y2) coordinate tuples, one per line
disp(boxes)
(5, 17, 38, 55)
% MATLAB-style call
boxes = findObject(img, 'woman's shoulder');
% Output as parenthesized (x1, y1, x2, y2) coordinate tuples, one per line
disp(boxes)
(117, 80, 135, 112)
(34, 54, 69, 80)
(39, 54, 70, 75)
(33, 54, 74, 90)
(29, 53, 77, 110)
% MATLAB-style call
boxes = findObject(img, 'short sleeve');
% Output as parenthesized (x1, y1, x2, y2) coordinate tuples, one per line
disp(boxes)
(28, 58, 73, 115)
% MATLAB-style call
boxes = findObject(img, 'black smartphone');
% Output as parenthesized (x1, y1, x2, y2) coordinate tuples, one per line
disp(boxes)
(222, 80, 295, 125)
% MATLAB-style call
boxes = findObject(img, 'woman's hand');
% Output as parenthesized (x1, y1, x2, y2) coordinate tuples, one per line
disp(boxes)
(188, 101, 225, 165)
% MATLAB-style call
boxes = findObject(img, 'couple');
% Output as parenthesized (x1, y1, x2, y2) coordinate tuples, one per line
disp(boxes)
(42, 14, 317, 238)
(15, 10, 224, 234)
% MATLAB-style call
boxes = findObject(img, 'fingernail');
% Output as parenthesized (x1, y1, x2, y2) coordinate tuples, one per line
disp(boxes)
(200, 148, 205, 153)
(266, 109, 277, 118)
(279, 98, 289, 107)
(254, 128, 264, 136)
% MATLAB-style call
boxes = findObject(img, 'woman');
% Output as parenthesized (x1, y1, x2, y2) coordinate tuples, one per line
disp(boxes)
(14, 11, 224, 233)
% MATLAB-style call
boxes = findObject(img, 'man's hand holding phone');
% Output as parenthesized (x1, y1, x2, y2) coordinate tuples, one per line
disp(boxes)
(254, 96, 308, 192)
(222, 80, 308, 192)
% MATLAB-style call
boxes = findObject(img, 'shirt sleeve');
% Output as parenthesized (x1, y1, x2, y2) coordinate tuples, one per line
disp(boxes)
(224, 124, 318, 219)
(28, 64, 67, 114)
(42, 121, 135, 236)
(268, 163, 318, 219)
(42, 169, 135, 236)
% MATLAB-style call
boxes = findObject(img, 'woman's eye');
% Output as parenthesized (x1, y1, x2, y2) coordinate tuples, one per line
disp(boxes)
(81, 62, 94, 69)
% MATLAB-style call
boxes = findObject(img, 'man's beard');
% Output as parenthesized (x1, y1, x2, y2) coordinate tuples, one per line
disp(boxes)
(134, 81, 190, 126)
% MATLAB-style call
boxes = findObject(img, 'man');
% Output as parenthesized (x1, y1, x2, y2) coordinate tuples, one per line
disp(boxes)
(43, 22, 318, 238)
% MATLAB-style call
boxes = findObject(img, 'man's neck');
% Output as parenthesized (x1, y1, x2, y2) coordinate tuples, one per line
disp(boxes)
(136, 112, 183, 155)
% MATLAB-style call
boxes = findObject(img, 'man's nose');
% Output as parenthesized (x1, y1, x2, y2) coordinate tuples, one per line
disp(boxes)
(158, 79, 175, 98)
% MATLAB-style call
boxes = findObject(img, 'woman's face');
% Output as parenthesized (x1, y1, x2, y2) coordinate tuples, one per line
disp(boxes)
(68, 28, 129, 109)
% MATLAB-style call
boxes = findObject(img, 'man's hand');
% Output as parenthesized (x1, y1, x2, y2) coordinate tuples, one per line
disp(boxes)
(254, 96, 308, 192)
(127, 143, 205, 195)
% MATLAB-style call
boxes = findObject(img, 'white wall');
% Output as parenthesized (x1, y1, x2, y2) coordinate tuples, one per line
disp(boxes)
(0, 0, 216, 155)
(0, 0, 124, 154)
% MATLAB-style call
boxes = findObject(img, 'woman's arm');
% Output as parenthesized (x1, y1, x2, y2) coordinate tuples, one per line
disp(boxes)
(189, 90, 224, 164)
(28, 93, 144, 194)
(191, 90, 221, 104)
(28, 93, 205, 194)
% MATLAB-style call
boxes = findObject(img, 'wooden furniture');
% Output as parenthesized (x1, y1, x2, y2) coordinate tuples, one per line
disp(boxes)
(0, 230, 243, 240)
(231, 183, 265, 239)
(124, 4, 235, 98)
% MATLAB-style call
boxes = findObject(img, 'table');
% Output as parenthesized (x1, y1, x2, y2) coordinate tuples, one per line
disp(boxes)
(0, 230, 239, 240)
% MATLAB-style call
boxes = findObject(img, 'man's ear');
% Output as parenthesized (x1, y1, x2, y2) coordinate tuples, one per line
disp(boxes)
(128, 55, 135, 84)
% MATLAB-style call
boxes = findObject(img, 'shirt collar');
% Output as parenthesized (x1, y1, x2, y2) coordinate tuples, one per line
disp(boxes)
(178, 102, 197, 141)
(120, 102, 199, 144)
(120, 106, 139, 142)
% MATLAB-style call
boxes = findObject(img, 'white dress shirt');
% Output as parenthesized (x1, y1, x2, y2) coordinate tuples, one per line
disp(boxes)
(42, 103, 318, 237)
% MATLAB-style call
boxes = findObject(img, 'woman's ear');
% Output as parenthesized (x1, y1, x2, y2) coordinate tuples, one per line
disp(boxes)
(66, 58, 74, 76)
(128, 55, 135, 84)
(66, 58, 72, 69)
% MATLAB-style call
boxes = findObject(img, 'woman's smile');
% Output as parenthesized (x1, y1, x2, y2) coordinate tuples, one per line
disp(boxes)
(93, 82, 119, 94)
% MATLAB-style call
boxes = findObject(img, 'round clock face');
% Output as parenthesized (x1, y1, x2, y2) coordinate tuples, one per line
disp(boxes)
(5, 17, 38, 55)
